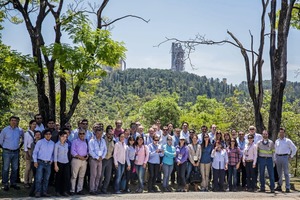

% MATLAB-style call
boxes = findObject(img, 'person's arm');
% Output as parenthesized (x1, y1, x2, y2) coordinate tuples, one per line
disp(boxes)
(88, 140, 98, 159)
(288, 139, 298, 158)
(188, 145, 195, 165)
(144, 145, 149, 164)
(54, 143, 59, 172)
(253, 145, 258, 167)
(32, 140, 41, 168)
(113, 143, 119, 167)
(0, 129, 5, 147)
(224, 150, 228, 170)
(101, 139, 107, 160)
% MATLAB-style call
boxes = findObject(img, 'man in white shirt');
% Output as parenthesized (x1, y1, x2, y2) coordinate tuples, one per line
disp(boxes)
(180, 122, 190, 144)
(208, 124, 217, 144)
(34, 114, 45, 132)
(274, 127, 297, 193)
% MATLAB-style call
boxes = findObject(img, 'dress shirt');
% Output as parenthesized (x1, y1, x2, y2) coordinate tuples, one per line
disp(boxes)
(159, 134, 169, 146)
(113, 141, 129, 165)
(156, 130, 162, 138)
(54, 141, 69, 163)
(134, 145, 149, 165)
(197, 133, 203, 144)
(148, 143, 163, 164)
(275, 137, 297, 158)
(71, 138, 88, 157)
(237, 138, 246, 156)
(180, 130, 190, 144)
(24, 130, 35, 151)
(144, 135, 153, 146)
(208, 132, 216, 143)
(200, 143, 213, 164)
(127, 145, 136, 161)
(32, 138, 55, 162)
(0, 126, 23, 150)
(172, 135, 180, 147)
(242, 142, 257, 165)
(175, 145, 189, 163)
(211, 149, 228, 169)
(89, 137, 107, 160)
(35, 123, 45, 132)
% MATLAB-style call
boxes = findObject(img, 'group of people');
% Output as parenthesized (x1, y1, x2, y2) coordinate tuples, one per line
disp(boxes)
(0, 115, 298, 198)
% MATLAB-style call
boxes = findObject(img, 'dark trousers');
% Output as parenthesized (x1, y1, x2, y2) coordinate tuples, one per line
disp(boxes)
(55, 162, 70, 194)
(122, 160, 135, 190)
(148, 163, 160, 190)
(178, 162, 187, 188)
(213, 168, 225, 191)
(29, 162, 37, 196)
(245, 161, 255, 190)
(100, 157, 113, 192)
(171, 162, 178, 184)
(237, 162, 246, 187)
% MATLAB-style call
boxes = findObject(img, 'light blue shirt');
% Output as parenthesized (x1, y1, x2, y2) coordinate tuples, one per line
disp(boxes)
(162, 144, 176, 165)
(148, 143, 163, 164)
(89, 137, 107, 160)
(54, 141, 69, 163)
(0, 126, 23, 150)
(211, 149, 228, 170)
(32, 138, 55, 162)
(127, 145, 136, 161)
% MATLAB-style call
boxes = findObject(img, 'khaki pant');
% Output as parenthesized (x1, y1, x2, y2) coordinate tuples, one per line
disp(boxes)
(24, 149, 33, 184)
(70, 158, 87, 192)
(89, 158, 102, 192)
(200, 163, 211, 189)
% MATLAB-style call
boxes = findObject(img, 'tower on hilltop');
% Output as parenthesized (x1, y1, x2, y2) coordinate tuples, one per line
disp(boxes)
(171, 43, 185, 72)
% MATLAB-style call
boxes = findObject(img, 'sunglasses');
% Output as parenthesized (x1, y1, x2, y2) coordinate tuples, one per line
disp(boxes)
(79, 132, 85, 135)
(154, 139, 159, 141)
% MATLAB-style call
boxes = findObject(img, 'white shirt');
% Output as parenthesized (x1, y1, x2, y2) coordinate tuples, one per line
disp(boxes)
(180, 130, 190, 143)
(211, 149, 228, 170)
(208, 132, 216, 143)
(35, 124, 45, 132)
(24, 130, 35, 151)
(156, 130, 163, 138)
(159, 134, 169, 146)
(275, 137, 297, 158)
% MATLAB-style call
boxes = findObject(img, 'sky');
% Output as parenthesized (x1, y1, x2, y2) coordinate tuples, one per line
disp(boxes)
(2, 0, 300, 85)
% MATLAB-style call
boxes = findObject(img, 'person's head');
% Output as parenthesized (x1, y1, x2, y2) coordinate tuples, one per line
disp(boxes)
(62, 127, 70, 136)
(189, 129, 195, 138)
(34, 130, 42, 141)
(247, 134, 254, 143)
(77, 120, 83, 128)
(29, 120, 37, 130)
(262, 130, 269, 140)
(179, 135, 186, 146)
(192, 134, 198, 145)
(215, 130, 223, 140)
(127, 136, 135, 146)
(130, 122, 137, 132)
(78, 128, 86, 141)
(231, 129, 237, 139)
(203, 133, 210, 144)
(174, 128, 181, 136)
(43, 129, 52, 141)
(115, 120, 122, 129)
(95, 128, 104, 139)
(201, 125, 208, 134)
(224, 132, 231, 141)
(135, 135, 144, 146)
(152, 124, 158, 132)
(47, 119, 55, 129)
(92, 123, 101, 132)
(137, 125, 144, 134)
(106, 128, 114, 141)
(182, 122, 189, 131)
(81, 119, 89, 130)
(124, 128, 130, 137)
(230, 138, 238, 148)
(135, 121, 141, 128)
(64, 122, 72, 130)
(248, 126, 256, 135)
(58, 131, 67, 143)
(106, 125, 113, 134)
(9, 116, 18, 127)
(162, 126, 168, 136)
(119, 133, 125, 143)
(155, 119, 161, 129)
(168, 123, 173, 132)
(55, 123, 61, 131)
(34, 114, 43, 125)
(238, 131, 245, 140)
(214, 140, 222, 150)
(211, 124, 217, 133)
(148, 128, 155, 136)
(279, 127, 285, 139)
(167, 135, 173, 145)
(153, 134, 160, 145)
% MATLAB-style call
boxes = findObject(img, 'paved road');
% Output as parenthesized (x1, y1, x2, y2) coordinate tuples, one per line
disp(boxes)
(15, 191, 300, 200)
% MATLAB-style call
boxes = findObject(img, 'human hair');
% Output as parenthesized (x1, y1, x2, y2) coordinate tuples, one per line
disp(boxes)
(34, 130, 42, 136)
(279, 127, 285, 132)
(201, 133, 210, 149)
(135, 135, 144, 146)
(29, 120, 36, 125)
(181, 121, 189, 127)
(9, 116, 18, 121)
(230, 138, 238, 148)
(127, 136, 135, 147)
(106, 125, 113, 133)
(58, 130, 67, 137)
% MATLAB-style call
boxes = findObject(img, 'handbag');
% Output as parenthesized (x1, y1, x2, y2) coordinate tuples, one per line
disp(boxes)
(189, 166, 202, 183)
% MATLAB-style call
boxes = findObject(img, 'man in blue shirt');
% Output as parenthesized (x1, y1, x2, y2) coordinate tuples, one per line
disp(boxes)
(0, 116, 23, 191)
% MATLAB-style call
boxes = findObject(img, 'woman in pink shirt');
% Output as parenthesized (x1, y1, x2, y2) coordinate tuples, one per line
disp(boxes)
(243, 134, 257, 192)
(134, 135, 149, 193)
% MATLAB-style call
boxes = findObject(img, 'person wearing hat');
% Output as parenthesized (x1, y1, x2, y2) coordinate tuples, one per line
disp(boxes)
(176, 135, 189, 192)
(32, 129, 55, 198)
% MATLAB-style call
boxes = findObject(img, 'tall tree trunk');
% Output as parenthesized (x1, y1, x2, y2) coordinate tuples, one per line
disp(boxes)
(59, 67, 67, 126)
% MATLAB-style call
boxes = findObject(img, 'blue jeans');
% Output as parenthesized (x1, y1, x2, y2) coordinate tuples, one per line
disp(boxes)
(162, 163, 174, 188)
(115, 162, 125, 192)
(228, 165, 237, 190)
(186, 162, 192, 183)
(135, 165, 145, 189)
(259, 157, 275, 190)
(2, 149, 19, 186)
(35, 160, 51, 193)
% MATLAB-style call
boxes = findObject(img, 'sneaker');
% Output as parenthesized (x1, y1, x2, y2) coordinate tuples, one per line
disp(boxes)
(11, 185, 20, 190)
(55, 192, 61, 196)
(69, 192, 75, 196)
(115, 191, 122, 194)
(148, 189, 154, 193)
(3, 185, 9, 191)
(137, 188, 143, 193)
(167, 187, 172, 192)
(35, 192, 41, 198)
(286, 189, 291, 193)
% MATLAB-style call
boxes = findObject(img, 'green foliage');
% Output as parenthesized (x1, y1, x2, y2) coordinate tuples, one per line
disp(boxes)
(290, 3, 300, 30)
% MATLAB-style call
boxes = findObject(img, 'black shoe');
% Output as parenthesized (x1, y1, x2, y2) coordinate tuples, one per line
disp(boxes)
(3, 185, 9, 191)
(77, 190, 85, 195)
(275, 186, 282, 191)
(286, 189, 290, 193)
(258, 189, 265, 192)
(62, 192, 70, 196)
(270, 190, 275, 193)
(11, 185, 20, 190)
(69, 192, 75, 196)
(42, 193, 51, 197)
(35, 192, 41, 198)
(89, 191, 97, 195)
(55, 192, 61, 196)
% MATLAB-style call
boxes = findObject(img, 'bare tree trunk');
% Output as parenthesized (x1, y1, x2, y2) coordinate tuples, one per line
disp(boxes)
(59, 68, 67, 126)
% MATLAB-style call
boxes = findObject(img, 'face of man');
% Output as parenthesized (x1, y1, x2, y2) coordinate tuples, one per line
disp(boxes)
(175, 130, 180, 136)
(148, 128, 155, 136)
(81, 121, 88, 130)
(182, 123, 188, 131)
(116, 120, 122, 129)
(78, 131, 85, 141)
(249, 127, 256, 135)
(138, 126, 144, 134)
(64, 129, 70, 136)
(238, 131, 245, 140)
(107, 129, 113, 140)
(44, 131, 52, 141)
(130, 125, 137, 133)
(211, 124, 217, 133)
(35, 132, 42, 141)
(162, 127, 168, 136)
(279, 129, 285, 139)
(262, 130, 269, 139)
(95, 130, 103, 139)
(231, 130, 237, 139)
(35, 115, 43, 125)
(201, 127, 207, 134)
(47, 121, 55, 129)
(9, 117, 18, 128)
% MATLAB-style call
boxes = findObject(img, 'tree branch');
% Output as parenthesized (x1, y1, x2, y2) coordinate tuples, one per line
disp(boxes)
(101, 15, 150, 29)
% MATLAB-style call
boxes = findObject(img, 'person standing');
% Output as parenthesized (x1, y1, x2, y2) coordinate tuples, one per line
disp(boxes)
(226, 138, 241, 192)
(0, 116, 23, 191)
(162, 136, 176, 192)
(114, 120, 124, 139)
(180, 122, 190, 144)
(236, 131, 247, 188)
(54, 131, 70, 196)
(274, 127, 297, 193)
(243, 134, 257, 192)
(257, 130, 275, 193)
(32, 129, 55, 197)
(70, 129, 89, 195)
(200, 133, 213, 191)
(89, 128, 107, 195)
(175, 136, 189, 192)
(34, 114, 45, 132)
(23, 120, 37, 188)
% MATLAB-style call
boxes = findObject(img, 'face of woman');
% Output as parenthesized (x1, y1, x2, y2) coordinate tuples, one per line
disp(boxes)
(30, 122, 37, 130)
(192, 136, 198, 144)
(60, 134, 67, 143)
(138, 137, 143, 145)
(119, 134, 125, 142)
